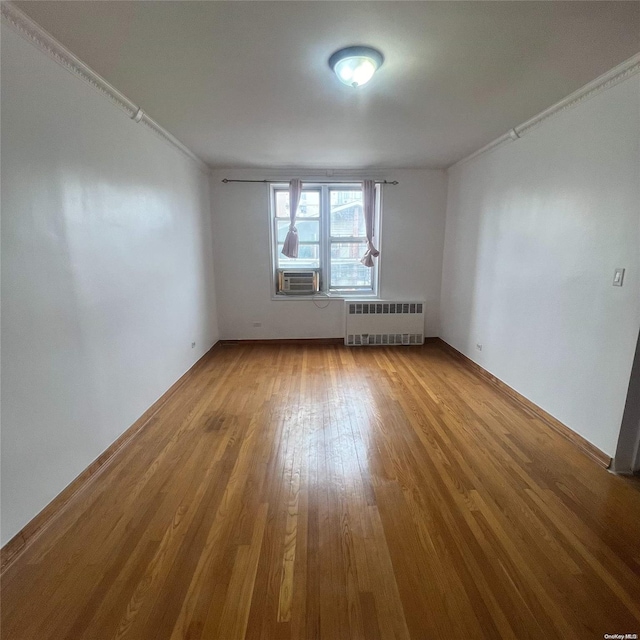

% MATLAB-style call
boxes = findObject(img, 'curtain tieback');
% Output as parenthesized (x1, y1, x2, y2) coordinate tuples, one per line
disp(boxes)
(360, 241, 379, 267)
(365, 240, 379, 257)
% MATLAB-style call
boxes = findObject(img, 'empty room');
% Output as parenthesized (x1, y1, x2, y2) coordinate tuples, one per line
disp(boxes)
(1, 1, 640, 638)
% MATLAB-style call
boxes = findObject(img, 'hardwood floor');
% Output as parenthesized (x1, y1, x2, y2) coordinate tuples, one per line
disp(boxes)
(2, 342, 640, 639)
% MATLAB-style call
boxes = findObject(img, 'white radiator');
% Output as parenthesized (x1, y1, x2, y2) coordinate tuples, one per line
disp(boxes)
(345, 301, 425, 346)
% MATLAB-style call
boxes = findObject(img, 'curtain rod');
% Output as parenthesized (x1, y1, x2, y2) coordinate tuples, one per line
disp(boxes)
(221, 178, 399, 185)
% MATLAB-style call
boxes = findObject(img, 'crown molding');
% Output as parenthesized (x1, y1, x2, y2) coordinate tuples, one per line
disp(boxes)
(450, 52, 640, 170)
(1, 1, 210, 174)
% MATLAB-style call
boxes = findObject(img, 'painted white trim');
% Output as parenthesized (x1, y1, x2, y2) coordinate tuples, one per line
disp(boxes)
(1, 1, 210, 174)
(450, 52, 640, 169)
(267, 182, 381, 299)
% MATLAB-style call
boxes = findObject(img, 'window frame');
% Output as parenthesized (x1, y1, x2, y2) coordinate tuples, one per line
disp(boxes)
(272, 185, 322, 271)
(269, 182, 380, 299)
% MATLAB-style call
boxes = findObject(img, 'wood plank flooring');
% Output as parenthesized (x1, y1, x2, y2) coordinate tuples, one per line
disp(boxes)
(2, 342, 640, 639)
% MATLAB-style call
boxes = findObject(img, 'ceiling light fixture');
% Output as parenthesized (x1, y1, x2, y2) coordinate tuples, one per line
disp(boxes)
(328, 46, 384, 88)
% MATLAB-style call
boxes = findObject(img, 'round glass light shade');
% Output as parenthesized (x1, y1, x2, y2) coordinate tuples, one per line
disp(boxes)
(328, 46, 384, 88)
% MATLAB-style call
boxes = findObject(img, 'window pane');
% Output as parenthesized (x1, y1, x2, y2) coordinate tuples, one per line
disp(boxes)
(330, 189, 365, 237)
(275, 190, 320, 218)
(277, 243, 320, 268)
(276, 220, 319, 243)
(330, 242, 372, 288)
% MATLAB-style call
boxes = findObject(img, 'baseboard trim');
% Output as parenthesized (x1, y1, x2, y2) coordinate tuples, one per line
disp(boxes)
(219, 337, 440, 347)
(0, 341, 221, 574)
(219, 338, 344, 346)
(436, 339, 612, 469)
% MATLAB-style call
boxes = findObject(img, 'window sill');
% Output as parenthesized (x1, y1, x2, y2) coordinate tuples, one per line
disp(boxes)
(271, 292, 379, 302)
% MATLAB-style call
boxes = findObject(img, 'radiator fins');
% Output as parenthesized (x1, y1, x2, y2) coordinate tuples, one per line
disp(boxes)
(347, 333, 424, 346)
(348, 302, 423, 315)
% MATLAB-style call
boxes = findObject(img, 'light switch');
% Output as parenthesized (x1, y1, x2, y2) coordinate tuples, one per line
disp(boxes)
(613, 268, 625, 287)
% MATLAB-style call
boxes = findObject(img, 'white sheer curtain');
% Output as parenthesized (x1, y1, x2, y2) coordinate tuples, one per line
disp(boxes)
(360, 179, 379, 267)
(281, 178, 302, 259)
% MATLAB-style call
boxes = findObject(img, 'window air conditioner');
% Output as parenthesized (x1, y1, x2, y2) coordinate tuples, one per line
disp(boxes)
(276, 269, 320, 295)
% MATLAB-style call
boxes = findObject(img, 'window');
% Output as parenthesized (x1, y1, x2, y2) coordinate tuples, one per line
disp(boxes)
(271, 183, 380, 295)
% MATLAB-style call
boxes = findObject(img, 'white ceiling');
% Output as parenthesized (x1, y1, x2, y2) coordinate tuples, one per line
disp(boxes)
(15, 1, 640, 169)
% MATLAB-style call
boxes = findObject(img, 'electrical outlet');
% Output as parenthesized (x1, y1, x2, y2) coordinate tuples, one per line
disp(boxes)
(476, 343, 483, 351)
(191, 342, 196, 349)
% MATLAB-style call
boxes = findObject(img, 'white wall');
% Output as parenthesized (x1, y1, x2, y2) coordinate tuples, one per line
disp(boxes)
(1, 24, 219, 544)
(440, 74, 640, 457)
(210, 169, 447, 340)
